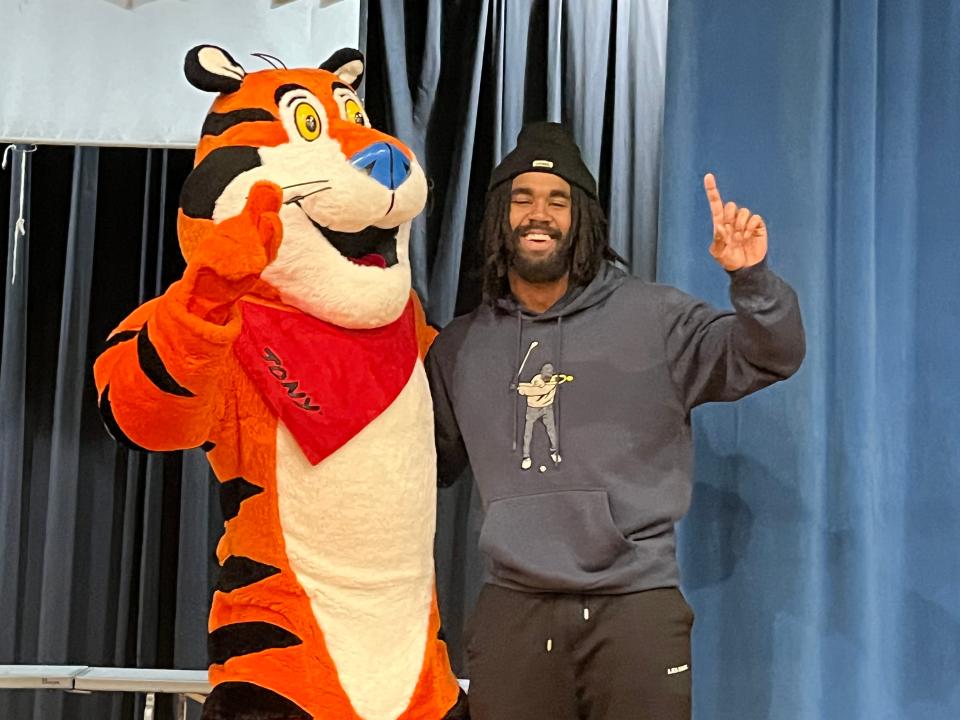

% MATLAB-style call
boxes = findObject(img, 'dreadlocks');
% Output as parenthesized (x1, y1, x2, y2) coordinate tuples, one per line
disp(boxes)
(480, 182, 624, 300)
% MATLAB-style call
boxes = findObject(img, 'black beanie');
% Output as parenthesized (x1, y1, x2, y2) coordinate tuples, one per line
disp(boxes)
(488, 121, 598, 199)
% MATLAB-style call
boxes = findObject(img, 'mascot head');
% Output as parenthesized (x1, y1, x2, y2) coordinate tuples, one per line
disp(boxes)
(177, 45, 427, 329)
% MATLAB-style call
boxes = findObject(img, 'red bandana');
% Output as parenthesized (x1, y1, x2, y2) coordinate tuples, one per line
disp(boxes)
(233, 300, 418, 465)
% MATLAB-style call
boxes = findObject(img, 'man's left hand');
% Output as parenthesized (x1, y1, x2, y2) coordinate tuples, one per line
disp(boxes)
(703, 173, 768, 271)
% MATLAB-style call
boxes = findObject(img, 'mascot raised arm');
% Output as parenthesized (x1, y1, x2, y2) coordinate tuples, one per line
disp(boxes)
(93, 45, 466, 720)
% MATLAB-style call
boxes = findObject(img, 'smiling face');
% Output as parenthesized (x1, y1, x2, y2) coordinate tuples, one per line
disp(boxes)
(178, 47, 427, 329)
(507, 172, 573, 283)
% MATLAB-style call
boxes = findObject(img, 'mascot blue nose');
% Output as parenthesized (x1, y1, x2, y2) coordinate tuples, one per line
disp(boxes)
(350, 142, 411, 191)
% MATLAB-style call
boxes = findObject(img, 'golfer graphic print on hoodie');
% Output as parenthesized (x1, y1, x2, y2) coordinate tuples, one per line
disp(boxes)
(511, 339, 574, 471)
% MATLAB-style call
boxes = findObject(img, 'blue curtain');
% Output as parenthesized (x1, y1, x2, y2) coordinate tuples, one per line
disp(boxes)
(660, 2, 960, 718)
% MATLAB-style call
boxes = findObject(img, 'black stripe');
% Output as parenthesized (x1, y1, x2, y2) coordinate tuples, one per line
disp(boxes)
(208, 622, 302, 666)
(98, 385, 149, 452)
(201, 440, 217, 452)
(219, 477, 264, 521)
(202, 681, 310, 720)
(179, 146, 262, 219)
(202, 109, 276, 137)
(136, 323, 195, 397)
(101, 329, 139, 353)
(273, 83, 308, 106)
(216, 556, 281, 593)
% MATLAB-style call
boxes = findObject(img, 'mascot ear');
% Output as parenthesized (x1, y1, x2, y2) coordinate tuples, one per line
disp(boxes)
(320, 48, 364, 90)
(185, 45, 246, 94)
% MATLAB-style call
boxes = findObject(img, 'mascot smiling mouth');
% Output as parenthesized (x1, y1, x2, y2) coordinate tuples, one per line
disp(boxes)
(297, 202, 399, 268)
(320, 224, 399, 268)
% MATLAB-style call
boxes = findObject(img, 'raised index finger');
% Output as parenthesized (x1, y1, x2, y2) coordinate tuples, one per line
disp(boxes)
(703, 173, 724, 221)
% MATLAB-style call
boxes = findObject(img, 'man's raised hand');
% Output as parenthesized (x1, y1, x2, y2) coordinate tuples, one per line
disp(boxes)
(703, 173, 767, 271)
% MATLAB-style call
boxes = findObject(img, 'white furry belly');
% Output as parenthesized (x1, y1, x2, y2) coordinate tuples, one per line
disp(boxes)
(275, 361, 436, 720)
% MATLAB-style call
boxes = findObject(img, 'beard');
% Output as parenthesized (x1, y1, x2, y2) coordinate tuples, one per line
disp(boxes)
(507, 223, 572, 283)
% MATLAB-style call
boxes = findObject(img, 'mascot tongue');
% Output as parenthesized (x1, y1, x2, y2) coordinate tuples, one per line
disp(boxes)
(352, 253, 387, 268)
(318, 224, 399, 268)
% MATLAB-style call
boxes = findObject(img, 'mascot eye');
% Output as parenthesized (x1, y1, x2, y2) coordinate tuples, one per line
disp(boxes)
(344, 98, 366, 126)
(295, 103, 322, 141)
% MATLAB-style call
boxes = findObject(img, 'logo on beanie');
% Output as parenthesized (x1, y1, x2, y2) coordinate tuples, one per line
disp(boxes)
(531, 160, 554, 169)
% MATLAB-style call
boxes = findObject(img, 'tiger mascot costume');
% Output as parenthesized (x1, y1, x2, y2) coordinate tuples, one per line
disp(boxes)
(93, 45, 467, 720)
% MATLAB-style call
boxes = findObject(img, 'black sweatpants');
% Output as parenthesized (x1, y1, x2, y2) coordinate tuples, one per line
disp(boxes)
(465, 584, 694, 720)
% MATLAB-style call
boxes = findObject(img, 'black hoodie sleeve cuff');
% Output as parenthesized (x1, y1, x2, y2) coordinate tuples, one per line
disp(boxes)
(726, 257, 769, 282)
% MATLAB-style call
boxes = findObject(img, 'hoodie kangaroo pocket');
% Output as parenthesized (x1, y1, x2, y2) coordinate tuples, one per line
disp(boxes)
(478, 490, 636, 591)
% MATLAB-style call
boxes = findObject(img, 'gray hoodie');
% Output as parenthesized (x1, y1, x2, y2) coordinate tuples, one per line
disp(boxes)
(426, 260, 804, 594)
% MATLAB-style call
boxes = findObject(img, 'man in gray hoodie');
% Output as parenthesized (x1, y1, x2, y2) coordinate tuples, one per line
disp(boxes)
(426, 122, 805, 720)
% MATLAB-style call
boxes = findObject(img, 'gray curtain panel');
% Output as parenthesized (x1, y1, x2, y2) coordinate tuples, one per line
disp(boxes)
(365, 0, 667, 673)
(1, 145, 33, 667)
(33, 146, 100, 720)
(0, 146, 214, 720)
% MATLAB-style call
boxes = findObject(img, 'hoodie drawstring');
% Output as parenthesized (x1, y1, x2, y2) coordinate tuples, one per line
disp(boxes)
(554, 315, 563, 461)
(512, 311, 522, 452)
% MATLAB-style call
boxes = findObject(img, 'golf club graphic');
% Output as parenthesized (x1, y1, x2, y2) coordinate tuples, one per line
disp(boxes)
(510, 340, 539, 391)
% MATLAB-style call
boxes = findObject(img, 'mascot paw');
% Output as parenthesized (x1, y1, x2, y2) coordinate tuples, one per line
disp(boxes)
(243, 181, 284, 263)
(187, 181, 284, 308)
